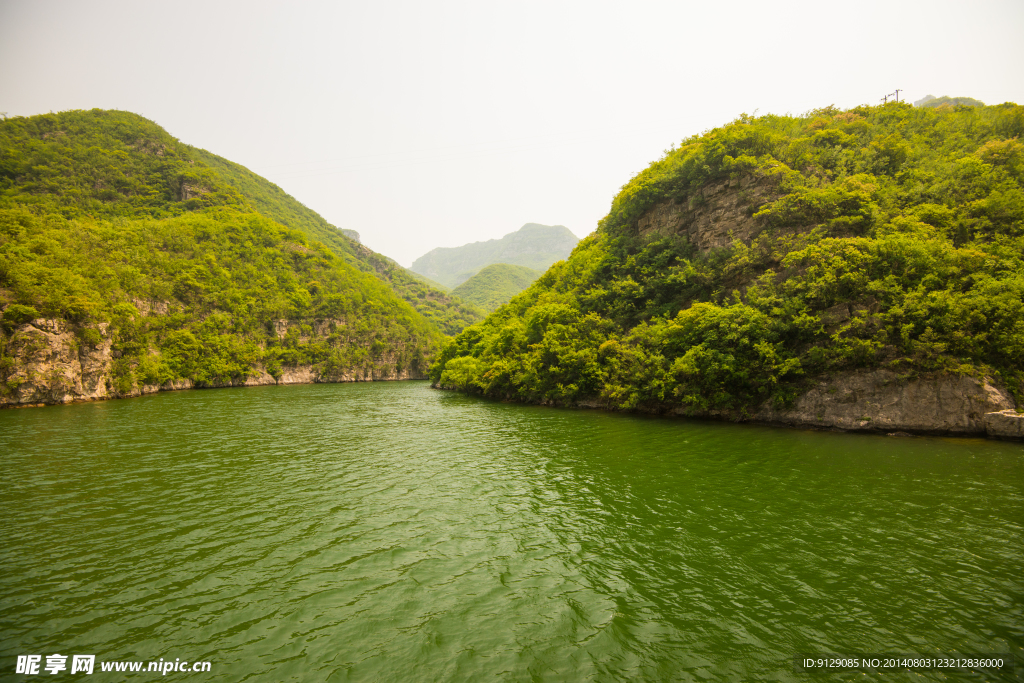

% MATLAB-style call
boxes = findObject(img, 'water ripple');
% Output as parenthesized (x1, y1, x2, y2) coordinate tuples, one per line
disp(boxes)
(2, 382, 1022, 681)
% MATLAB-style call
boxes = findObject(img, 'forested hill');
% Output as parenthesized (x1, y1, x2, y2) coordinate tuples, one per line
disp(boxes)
(188, 146, 483, 335)
(0, 109, 481, 336)
(431, 101, 1024, 430)
(0, 109, 478, 404)
(411, 223, 578, 288)
(451, 263, 543, 312)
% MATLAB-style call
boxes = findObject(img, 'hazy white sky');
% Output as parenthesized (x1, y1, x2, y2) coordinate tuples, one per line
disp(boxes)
(2, 0, 1023, 266)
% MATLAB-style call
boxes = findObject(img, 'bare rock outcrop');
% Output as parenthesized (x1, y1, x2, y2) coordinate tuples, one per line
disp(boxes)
(1, 318, 113, 406)
(178, 182, 210, 201)
(636, 174, 776, 252)
(572, 369, 1021, 439)
(1, 318, 426, 408)
(754, 369, 1015, 436)
(278, 367, 317, 385)
(984, 409, 1024, 439)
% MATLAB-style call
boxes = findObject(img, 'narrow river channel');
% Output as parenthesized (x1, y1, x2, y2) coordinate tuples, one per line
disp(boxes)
(2, 381, 1021, 681)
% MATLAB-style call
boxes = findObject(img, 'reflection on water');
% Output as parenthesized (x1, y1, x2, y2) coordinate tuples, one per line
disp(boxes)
(1, 381, 1022, 681)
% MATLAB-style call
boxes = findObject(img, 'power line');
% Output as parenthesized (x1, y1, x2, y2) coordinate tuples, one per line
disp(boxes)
(881, 89, 902, 104)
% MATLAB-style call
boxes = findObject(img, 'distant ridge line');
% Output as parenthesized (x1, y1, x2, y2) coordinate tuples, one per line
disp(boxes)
(410, 223, 578, 289)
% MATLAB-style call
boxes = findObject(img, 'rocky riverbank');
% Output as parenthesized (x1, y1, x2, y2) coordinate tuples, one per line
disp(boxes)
(1, 317, 426, 409)
(523, 369, 1024, 440)
(749, 370, 1023, 440)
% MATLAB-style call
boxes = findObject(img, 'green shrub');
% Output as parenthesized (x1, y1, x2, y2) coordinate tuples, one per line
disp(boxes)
(2, 304, 39, 332)
(432, 101, 1024, 412)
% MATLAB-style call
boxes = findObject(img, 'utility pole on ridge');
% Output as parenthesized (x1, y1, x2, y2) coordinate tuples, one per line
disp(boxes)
(881, 90, 902, 105)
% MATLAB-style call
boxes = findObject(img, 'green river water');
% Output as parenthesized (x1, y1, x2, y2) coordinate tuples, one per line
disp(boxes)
(1, 381, 1022, 681)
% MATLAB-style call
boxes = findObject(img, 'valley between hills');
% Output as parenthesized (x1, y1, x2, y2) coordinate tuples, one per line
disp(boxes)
(1, 102, 1022, 438)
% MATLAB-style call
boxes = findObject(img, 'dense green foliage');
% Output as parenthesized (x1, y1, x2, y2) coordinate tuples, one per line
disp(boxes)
(349, 247, 484, 336)
(0, 109, 470, 391)
(451, 263, 542, 311)
(0, 109, 481, 336)
(411, 223, 578, 288)
(432, 102, 1024, 413)
(1, 207, 442, 388)
(188, 145, 483, 334)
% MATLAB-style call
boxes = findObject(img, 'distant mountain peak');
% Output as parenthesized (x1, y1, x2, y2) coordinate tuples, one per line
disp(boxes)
(914, 94, 985, 108)
(410, 223, 578, 289)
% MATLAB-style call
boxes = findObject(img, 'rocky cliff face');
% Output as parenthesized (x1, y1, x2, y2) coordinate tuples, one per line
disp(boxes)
(573, 368, 1021, 439)
(0, 318, 426, 408)
(750, 369, 1017, 437)
(637, 174, 776, 252)
(984, 409, 1024, 439)
(1, 318, 115, 406)
(629, 172, 1024, 439)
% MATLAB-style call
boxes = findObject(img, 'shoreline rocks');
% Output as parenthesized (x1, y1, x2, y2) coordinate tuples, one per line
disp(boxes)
(984, 409, 1024, 440)
(752, 369, 1016, 437)
(0, 318, 427, 409)
(441, 369, 1023, 441)
(2, 368, 428, 409)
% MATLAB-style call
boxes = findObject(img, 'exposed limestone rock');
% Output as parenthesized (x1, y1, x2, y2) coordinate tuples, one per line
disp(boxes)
(178, 182, 210, 201)
(267, 318, 347, 342)
(1, 318, 112, 406)
(984, 409, 1024, 439)
(241, 369, 277, 386)
(636, 174, 776, 252)
(278, 367, 316, 385)
(1, 318, 427, 409)
(129, 298, 170, 316)
(567, 369, 1020, 439)
(754, 369, 1015, 435)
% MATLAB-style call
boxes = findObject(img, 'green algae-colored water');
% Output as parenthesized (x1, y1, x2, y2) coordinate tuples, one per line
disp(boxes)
(1, 381, 1021, 681)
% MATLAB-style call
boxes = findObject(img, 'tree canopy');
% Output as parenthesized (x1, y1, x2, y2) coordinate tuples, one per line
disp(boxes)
(431, 102, 1024, 413)
(0, 109, 481, 393)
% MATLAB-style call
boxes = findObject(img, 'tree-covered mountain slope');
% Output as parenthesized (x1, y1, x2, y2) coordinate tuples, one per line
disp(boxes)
(451, 263, 543, 312)
(188, 145, 482, 334)
(0, 108, 481, 337)
(410, 223, 578, 288)
(0, 109, 473, 405)
(431, 102, 1024, 435)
